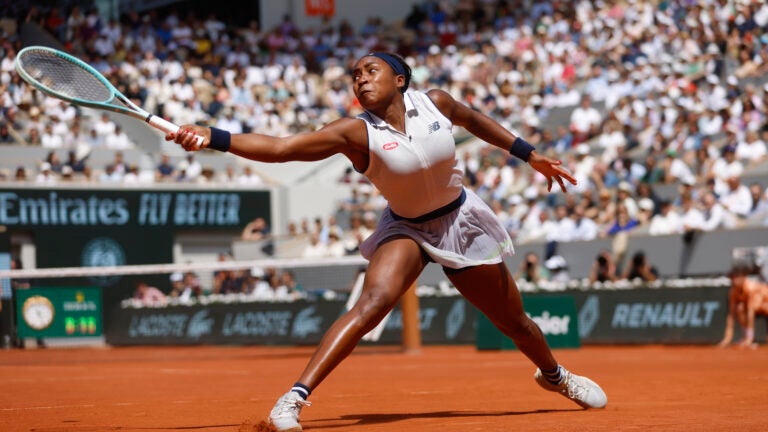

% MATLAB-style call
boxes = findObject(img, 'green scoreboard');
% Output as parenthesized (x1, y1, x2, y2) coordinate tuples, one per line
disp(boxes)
(15, 287, 102, 339)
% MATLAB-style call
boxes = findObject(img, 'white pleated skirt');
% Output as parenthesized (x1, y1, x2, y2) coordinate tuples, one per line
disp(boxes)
(359, 188, 515, 269)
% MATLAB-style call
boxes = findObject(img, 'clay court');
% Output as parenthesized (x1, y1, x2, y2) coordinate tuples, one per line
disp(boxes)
(1, 344, 766, 432)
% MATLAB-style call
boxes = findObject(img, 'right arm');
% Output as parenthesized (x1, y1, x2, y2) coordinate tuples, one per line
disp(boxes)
(167, 117, 369, 168)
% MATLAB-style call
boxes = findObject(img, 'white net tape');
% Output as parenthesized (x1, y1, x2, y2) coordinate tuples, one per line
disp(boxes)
(0, 255, 368, 280)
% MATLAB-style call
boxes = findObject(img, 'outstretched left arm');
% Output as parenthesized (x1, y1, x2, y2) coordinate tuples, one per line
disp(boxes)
(427, 89, 576, 193)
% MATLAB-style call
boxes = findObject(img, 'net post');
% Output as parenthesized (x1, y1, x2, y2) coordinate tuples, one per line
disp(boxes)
(400, 281, 421, 354)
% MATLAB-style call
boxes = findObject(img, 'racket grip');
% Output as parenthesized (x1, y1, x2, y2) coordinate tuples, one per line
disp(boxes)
(147, 114, 204, 147)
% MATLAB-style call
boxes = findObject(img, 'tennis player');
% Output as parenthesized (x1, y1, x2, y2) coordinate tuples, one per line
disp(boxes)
(718, 264, 768, 349)
(168, 52, 607, 431)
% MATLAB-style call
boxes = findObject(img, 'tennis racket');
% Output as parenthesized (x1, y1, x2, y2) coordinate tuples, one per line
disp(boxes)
(14, 45, 202, 146)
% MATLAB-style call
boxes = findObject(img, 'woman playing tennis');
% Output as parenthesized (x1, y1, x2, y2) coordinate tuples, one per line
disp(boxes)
(168, 52, 607, 431)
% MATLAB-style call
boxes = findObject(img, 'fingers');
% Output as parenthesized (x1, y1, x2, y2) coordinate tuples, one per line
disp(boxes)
(174, 128, 203, 152)
(556, 177, 566, 193)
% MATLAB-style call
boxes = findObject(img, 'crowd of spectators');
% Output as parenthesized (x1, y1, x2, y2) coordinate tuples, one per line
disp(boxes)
(1, 1, 768, 265)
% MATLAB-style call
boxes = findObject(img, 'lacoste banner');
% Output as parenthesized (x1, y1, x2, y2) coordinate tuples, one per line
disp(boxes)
(105, 297, 477, 346)
(476, 295, 580, 350)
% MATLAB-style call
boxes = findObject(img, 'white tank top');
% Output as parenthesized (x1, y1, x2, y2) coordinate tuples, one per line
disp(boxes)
(358, 91, 464, 218)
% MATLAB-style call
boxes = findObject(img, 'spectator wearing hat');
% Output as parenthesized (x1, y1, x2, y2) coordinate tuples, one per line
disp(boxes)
(169, 272, 194, 302)
(616, 181, 639, 219)
(34, 162, 56, 184)
(636, 197, 656, 227)
(545, 255, 570, 284)
(247, 267, 273, 299)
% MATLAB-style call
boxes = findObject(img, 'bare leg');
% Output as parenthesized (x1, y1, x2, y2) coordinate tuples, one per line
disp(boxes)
(445, 262, 558, 371)
(296, 237, 428, 389)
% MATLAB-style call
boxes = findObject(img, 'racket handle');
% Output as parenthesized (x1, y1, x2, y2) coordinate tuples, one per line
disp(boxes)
(147, 114, 204, 147)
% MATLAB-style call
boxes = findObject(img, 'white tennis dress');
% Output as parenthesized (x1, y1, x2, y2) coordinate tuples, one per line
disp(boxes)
(357, 90, 515, 269)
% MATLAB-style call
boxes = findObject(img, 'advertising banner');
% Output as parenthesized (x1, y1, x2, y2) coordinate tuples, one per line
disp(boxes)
(0, 188, 270, 230)
(568, 287, 739, 344)
(305, 0, 335, 16)
(476, 295, 581, 350)
(103, 286, 761, 347)
(106, 297, 476, 346)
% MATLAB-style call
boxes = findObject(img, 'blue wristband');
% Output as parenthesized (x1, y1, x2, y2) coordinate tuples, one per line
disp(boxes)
(208, 127, 231, 152)
(509, 137, 535, 162)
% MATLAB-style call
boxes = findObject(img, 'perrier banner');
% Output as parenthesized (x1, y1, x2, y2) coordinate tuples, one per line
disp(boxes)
(476, 295, 581, 349)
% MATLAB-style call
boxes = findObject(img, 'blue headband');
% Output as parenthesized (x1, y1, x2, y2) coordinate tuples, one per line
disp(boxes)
(367, 52, 410, 93)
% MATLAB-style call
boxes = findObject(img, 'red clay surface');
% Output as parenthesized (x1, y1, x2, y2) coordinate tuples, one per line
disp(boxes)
(1, 344, 767, 432)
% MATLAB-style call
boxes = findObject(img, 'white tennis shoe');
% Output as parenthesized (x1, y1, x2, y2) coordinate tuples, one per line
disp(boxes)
(534, 366, 607, 409)
(269, 391, 311, 431)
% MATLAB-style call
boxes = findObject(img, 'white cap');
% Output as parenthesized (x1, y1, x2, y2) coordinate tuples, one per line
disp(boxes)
(638, 198, 654, 211)
(576, 143, 590, 155)
(508, 194, 523, 205)
(545, 255, 567, 270)
(170, 272, 183, 282)
(618, 181, 633, 192)
(523, 186, 539, 200)
(40, 162, 51, 171)
(726, 163, 743, 179)
(250, 267, 265, 278)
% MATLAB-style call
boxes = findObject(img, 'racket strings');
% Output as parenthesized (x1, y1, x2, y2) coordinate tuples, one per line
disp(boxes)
(18, 50, 113, 102)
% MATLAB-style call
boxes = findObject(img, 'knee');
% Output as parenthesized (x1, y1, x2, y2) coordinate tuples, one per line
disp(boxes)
(351, 288, 397, 330)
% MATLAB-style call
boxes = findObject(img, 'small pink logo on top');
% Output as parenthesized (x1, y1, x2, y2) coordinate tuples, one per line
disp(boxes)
(383, 142, 398, 150)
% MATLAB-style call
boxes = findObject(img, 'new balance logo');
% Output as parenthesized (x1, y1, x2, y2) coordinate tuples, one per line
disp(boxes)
(428, 121, 440, 134)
